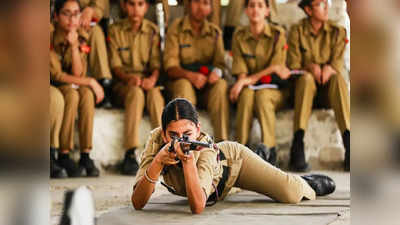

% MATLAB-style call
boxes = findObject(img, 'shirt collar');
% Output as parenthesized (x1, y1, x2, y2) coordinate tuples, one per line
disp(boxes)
(122, 18, 152, 34)
(304, 18, 331, 35)
(244, 22, 272, 40)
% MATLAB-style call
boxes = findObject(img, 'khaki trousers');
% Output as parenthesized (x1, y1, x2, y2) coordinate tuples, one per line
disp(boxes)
(294, 73, 350, 133)
(58, 85, 95, 151)
(236, 87, 289, 147)
(113, 82, 165, 149)
(166, 78, 229, 142)
(50, 86, 64, 149)
(88, 25, 112, 79)
(219, 141, 316, 203)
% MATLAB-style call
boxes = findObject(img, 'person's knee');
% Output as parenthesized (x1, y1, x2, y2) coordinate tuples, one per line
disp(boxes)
(125, 86, 144, 105)
(213, 79, 228, 93)
(255, 91, 275, 110)
(79, 87, 95, 106)
(64, 88, 80, 106)
(298, 72, 316, 86)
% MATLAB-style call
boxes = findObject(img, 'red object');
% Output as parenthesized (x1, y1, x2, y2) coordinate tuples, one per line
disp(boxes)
(91, 18, 99, 23)
(106, 36, 111, 42)
(260, 75, 272, 84)
(345, 38, 349, 44)
(199, 66, 209, 76)
(80, 44, 91, 54)
(283, 44, 289, 50)
(50, 44, 54, 50)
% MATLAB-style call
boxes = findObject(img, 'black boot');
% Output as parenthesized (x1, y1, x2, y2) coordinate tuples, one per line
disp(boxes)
(343, 130, 350, 171)
(121, 148, 139, 175)
(50, 148, 67, 179)
(289, 130, 310, 172)
(223, 26, 235, 51)
(301, 174, 336, 196)
(96, 78, 113, 109)
(79, 153, 100, 177)
(254, 143, 277, 166)
(58, 153, 83, 178)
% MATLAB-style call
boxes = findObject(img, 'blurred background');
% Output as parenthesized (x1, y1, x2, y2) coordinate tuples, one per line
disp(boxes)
(0, 0, 399, 224)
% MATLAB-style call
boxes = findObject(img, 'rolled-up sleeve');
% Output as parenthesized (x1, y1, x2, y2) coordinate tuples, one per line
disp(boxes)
(196, 149, 218, 199)
(270, 29, 288, 66)
(163, 20, 181, 71)
(50, 50, 65, 82)
(287, 25, 302, 70)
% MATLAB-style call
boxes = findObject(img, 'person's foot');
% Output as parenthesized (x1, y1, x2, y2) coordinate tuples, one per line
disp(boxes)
(59, 186, 96, 225)
(121, 148, 139, 175)
(289, 130, 310, 172)
(301, 174, 336, 196)
(79, 153, 100, 177)
(58, 153, 83, 178)
(50, 148, 67, 179)
(254, 143, 277, 166)
(343, 130, 350, 171)
(96, 78, 113, 109)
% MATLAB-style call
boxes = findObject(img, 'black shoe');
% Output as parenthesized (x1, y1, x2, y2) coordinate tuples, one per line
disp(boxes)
(343, 130, 350, 171)
(223, 26, 235, 51)
(60, 186, 96, 225)
(96, 78, 113, 109)
(79, 153, 100, 177)
(301, 174, 336, 196)
(289, 130, 310, 172)
(254, 143, 277, 166)
(121, 149, 139, 175)
(50, 148, 67, 179)
(58, 153, 83, 178)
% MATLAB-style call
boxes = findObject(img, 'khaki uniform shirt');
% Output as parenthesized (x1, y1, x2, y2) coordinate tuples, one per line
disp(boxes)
(134, 128, 224, 199)
(287, 18, 347, 75)
(80, 0, 110, 20)
(232, 23, 287, 76)
(50, 28, 90, 81)
(108, 19, 161, 77)
(163, 16, 226, 71)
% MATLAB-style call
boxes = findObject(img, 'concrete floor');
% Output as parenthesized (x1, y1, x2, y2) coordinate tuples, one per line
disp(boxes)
(50, 171, 349, 225)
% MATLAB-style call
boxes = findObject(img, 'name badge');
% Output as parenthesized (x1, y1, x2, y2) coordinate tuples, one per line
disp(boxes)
(118, 47, 130, 51)
(179, 44, 191, 49)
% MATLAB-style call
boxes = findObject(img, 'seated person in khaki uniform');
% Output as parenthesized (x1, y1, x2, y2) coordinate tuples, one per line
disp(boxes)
(229, 0, 291, 166)
(76, 0, 114, 108)
(163, 0, 229, 142)
(131, 98, 336, 214)
(288, 0, 350, 172)
(51, 0, 105, 177)
(108, 0, 165, 175)
(181, 0, 221, 26)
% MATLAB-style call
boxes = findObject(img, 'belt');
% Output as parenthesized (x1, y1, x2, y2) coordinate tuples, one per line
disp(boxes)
(206, 150, 229, 206)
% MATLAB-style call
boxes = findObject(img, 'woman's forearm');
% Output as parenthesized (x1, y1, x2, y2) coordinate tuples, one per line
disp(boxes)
(182, 159, 206, 214)
(245, 65, 276, 85)
(71, 45, 84, 76)
(131, 158, 164, 210)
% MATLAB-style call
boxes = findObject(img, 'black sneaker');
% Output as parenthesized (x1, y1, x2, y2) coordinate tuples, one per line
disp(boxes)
(289, 130, 310, 172)
(50, 148, 67, 179)
(301, 174, 336, 196)
(121, 149, 139, 175)
(254, 143, 277, 166)
(59, 186, 96, 225)
(79, 154, 100, 177)
(58, 153, 83, 178)
(343, 130, 350, 171)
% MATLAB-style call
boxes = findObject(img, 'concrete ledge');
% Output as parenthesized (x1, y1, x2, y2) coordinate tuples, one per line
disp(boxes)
(72, 108, 344, 171)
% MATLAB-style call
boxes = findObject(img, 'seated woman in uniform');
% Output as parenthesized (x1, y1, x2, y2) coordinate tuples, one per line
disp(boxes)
(131, 98, 335, 214)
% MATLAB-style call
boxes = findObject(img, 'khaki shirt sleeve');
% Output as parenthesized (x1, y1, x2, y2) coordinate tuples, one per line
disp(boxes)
(163, 21, 181, 70)
(212, 29, 226, 71)
(287, 25, 302, 70)
(150, 32, 161, 71)
(50, 50, 65, 81)
(108, 26, 124, 69)
(270, 29, 288, 66)
(196, 149, 218, 199)
(330, 26, 347, 75)
(231, 31, 248, 76)
(133, 133, 159, 188)
(90, 0, 107, 20)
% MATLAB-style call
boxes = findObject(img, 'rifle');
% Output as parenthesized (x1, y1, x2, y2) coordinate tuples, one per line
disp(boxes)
(168, 135, 214, 155)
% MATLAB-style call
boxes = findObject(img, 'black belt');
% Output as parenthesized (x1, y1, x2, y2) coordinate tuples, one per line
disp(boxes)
(206, 150, 229, 206)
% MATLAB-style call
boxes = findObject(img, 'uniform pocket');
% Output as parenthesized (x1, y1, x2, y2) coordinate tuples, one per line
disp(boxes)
(118, 47, 131, 65)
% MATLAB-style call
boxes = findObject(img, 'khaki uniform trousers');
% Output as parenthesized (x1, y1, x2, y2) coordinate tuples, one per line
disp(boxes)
(218, 141, 316, 203)
(87, 25, 112, 79)
(236, 87, 289, 147)
(183, 0, 221, 26)
(113, 82, 165, 149)
(166, 78, 229, 142)
(50, 86, 65, 149)
(58, 85, 95, 151)
(294, 73, 350, 133)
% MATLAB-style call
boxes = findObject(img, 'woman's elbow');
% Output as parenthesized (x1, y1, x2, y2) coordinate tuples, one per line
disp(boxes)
(131, 195, 145, 210)
(190, 204, 205, 214)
